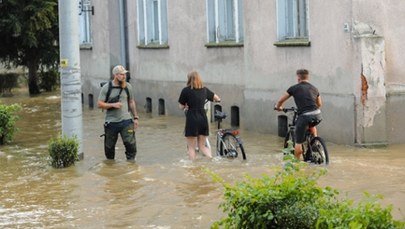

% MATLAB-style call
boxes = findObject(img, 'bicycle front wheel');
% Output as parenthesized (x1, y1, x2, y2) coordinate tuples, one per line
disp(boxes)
(283, 130, 295, 155)
(220, 133, 246, 160)
(309, 137, 329, 165)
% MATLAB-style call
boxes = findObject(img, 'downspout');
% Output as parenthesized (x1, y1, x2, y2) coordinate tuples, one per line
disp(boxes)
(118, 0, 128, 69)
(119, 0, 130, 80)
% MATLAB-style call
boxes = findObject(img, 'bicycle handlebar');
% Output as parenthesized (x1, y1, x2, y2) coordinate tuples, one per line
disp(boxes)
(274, 106, 297, 113)
(282, 107, 297, 113)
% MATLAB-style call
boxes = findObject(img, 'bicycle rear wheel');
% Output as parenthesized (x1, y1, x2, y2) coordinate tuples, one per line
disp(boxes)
(220, 133, 246, 160)
(309, 137, 329, 165)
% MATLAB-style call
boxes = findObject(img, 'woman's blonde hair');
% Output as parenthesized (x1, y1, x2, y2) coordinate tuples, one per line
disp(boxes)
(187, 71, 204, 89)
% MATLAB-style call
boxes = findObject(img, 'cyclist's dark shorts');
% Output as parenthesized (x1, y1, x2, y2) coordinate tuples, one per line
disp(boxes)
(295, 113, 322, 144)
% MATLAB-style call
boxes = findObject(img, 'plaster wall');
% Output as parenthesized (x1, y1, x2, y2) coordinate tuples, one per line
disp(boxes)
(80, 0, 128, 107)
(386, 94, 405, 144)
(350, 0, 405, 144)
(80, 0, 110, 106)
(371, 2, 405, 93)
(127, 0, 245, 85)
(81, 0, 405, 145)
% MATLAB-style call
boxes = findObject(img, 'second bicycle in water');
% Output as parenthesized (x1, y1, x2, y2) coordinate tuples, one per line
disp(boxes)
(213, 110, 246, 161)
(275, 68, 326, 162)
(279, 107, 329, 165)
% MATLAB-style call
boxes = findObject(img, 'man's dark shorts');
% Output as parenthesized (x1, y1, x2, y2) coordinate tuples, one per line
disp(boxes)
(295, 113, 322, 144)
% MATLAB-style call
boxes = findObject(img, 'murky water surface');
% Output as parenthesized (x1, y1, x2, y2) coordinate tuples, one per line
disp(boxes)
(1, 90, 404, 228)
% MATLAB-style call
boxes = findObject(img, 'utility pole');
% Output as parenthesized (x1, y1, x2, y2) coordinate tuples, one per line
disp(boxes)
(58, 0, 83, 159)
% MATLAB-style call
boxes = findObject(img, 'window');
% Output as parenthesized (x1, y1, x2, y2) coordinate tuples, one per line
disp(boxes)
(206, 0, 244, 44)
(137, 0, 168, 46)
(79, 0, 93, 45)
(276, 0, 309, 41)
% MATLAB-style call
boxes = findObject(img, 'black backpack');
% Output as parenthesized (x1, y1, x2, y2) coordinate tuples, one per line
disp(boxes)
(104, 81, 131, 113)
(104, 81, 130, 103)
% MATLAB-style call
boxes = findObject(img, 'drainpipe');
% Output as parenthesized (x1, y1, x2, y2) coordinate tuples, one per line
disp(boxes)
(118, 0, 126, 66)
(58, 0, 84, 158)
(119, 0, 130, 80)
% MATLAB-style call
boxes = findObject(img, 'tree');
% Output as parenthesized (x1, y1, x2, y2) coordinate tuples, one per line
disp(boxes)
(0, 0, 59, 95)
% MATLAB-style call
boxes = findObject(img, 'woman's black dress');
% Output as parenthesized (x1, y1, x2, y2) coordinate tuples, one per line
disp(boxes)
(178, 87, 214, 137)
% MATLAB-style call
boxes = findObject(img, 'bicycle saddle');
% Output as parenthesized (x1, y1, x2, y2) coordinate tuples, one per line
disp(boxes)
(214, 110, 227, 120)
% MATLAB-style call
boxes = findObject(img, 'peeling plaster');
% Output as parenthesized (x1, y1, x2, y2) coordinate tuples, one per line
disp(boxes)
(357, 33, 386, 128)
(352, 20, 377, 37)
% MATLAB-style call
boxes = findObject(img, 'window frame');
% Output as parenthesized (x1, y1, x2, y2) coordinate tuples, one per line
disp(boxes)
(275, 0, 310, 47)
(79, 0, 93, 47)
(137, 0, 169, 48)
(206, 0, 244, 48)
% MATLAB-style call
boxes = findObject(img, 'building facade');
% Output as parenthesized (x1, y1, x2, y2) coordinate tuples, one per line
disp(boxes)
(80, 0, 405, 146)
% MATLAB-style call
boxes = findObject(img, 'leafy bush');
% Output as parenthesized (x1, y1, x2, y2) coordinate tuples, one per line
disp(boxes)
(0, 103, 22, 144)
(316, 193, 403, 229)
(39, 69, 59, 92)
(0, 73, 19, 96)
(48, 135, 79, 168)
(210, 158, 405, 229)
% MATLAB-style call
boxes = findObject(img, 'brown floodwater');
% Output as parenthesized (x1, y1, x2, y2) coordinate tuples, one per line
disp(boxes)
(0, 89, 404, 228)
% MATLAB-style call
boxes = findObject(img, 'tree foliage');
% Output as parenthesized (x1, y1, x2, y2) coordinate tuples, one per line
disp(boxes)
(0, 0, 59, 95)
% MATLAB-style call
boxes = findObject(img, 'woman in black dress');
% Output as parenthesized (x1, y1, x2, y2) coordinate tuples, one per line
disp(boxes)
(178, 71, 221, 160)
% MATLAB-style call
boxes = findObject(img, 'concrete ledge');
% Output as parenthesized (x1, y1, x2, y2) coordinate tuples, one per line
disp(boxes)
(137, 44, 170, 49)
(273, 39, 311, 47)
(80, 44, 93, 50)
(205, 42, 244, 48)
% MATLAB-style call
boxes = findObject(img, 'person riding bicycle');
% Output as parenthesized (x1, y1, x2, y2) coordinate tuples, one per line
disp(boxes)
(275, 69, 322, 161)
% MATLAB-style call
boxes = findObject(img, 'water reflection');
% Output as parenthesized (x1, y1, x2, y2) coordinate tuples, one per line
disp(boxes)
(0, 89, 404, 228)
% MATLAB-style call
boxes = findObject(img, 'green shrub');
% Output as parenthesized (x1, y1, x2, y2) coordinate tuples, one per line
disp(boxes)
(0, 73, 19, 96)
(48, 135, 79, 168)
(210, 158, 405, 229)
(0, 103, 22, 144)
(39, 69, 59, 92)
(316, 192, 403, 229)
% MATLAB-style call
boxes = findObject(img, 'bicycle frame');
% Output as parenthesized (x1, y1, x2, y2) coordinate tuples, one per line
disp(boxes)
(280, 107, 328, 164)
(213, 110, 246, 160)
(215, 126, 241, 156)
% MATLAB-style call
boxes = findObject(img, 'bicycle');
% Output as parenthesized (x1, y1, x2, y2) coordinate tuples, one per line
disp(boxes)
(213, 110, 246, 161)
(278, 107, 329, 165)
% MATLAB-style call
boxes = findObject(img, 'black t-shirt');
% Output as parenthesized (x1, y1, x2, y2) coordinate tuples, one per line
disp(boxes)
(178, 87, 214, 109)
(287, 81, 319, 115)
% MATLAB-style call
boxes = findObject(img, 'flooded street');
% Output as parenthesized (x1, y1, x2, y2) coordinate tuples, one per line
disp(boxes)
(1, 90, 404, 228)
